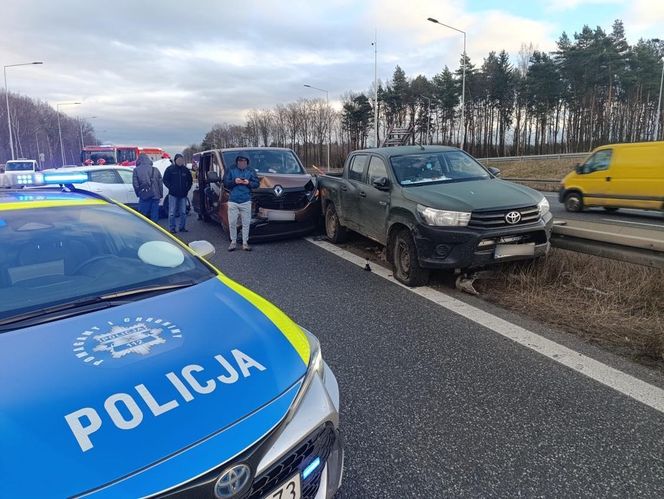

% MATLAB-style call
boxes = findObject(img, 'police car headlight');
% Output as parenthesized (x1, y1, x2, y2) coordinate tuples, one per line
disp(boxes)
(284, 328, 324, 423)
(538, 197, 550, 217)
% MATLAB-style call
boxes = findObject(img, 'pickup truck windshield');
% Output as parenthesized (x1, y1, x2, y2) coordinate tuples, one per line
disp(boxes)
(222, 149, 304, 175)
(5, 161, 35, 172)
(390, 151, 490, 186)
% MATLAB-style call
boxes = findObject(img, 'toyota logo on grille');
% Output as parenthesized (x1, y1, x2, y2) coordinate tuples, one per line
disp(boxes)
(274, 185, 284, 197)
(214, 464, 251, 498)
(505, 211, 522, 224)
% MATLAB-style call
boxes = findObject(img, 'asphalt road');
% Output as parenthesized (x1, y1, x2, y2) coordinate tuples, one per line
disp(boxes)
(542, 191, 664, 233)
(176, 218, 664, 498)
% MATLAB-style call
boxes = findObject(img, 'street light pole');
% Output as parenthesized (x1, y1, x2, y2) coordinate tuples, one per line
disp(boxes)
(78, 115, 97, 149)
(3, 61, 43, 160)
(421, 96, 432, 144)
(56, 102, 81, 166)
(655, 57, 664, 142)
(372, 30, 378, 147)
(427, 18, 466, 149)
(304, 84, 330, 172)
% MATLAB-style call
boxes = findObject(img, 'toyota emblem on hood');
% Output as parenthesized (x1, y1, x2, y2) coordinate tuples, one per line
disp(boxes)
(505, 211, 522, 224)
(214, 464, 251, 498)
(273, 185, 284, 197)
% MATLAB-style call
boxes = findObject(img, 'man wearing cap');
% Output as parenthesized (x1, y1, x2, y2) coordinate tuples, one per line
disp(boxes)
(223, 155, 259, 251)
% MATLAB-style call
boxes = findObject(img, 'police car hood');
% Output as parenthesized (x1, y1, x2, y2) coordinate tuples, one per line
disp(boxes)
(0, 276, 309, 498)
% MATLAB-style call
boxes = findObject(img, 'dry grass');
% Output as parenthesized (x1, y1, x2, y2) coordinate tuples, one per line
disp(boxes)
(473, 249, 664, 367)
(486, 159, 577, 180)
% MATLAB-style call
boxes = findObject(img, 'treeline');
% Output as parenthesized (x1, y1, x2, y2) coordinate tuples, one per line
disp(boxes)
(186, 19, 664, 166)
(0, 91, 96, 167)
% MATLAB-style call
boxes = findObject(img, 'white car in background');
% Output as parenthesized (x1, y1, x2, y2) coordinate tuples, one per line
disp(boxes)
(43, 161, 190, 216)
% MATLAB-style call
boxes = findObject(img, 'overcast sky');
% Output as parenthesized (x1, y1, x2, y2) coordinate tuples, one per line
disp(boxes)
(1, 0, 662, 153)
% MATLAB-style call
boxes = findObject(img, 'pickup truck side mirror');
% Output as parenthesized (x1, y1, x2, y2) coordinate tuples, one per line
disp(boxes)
(207, 171, 221, 184)
(488, 167, 501, 177)
(372, 176, 391, 191)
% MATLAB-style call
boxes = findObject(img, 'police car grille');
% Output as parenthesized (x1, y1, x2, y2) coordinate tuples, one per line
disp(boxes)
(469, 205, 540, 228)
(248, 424, 336, 499)
(253, 191, 309, 210)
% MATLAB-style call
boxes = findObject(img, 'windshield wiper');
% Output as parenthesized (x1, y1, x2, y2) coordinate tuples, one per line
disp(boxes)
(0, 282, 196, 330)
(100, 281, 196, 299)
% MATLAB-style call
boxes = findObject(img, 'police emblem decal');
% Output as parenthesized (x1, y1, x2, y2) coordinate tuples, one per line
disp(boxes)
(72, 317, 182, 366)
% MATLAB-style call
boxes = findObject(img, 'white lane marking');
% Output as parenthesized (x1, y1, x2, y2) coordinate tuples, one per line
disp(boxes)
(307, 238, 664, 415)
(602, 218, 664, 229)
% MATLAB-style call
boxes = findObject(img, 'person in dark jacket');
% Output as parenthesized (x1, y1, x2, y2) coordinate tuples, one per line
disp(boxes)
(132, 153, 163, 222)
(222, 155, 259, 251)
(163, 153, 193, 233)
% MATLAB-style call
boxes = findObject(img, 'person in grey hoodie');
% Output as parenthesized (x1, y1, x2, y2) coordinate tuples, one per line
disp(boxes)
(132, 153, 163, 222)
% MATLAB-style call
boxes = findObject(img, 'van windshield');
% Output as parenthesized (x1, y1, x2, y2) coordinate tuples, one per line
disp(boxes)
(5, 161, 35, 172)
(390, 151, 490, 186)
(222, 150, 304, 174)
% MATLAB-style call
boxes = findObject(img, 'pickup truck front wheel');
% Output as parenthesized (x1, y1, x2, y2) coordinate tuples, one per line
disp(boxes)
(392, 229, 430, 287)
(325, 204, 348, 243)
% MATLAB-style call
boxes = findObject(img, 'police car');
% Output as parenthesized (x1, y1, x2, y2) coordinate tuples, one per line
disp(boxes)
(0, 171, 343, 498)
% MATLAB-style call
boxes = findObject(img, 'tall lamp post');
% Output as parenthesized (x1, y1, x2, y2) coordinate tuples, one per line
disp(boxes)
(372, 30, 378, 147)
(4, 61, 43, 159)
(421, 95, 432, 144)
(78, 115, 97, 149)
(56, 101, 81, 166)
(304, 84, 330, 171)
(655, 57, 664, 142)
(427, 18, 466, 149)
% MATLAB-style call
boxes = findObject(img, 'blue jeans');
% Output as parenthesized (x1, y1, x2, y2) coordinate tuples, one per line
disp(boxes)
(168, 195, 187, 231)
(138, 198, 160, 222)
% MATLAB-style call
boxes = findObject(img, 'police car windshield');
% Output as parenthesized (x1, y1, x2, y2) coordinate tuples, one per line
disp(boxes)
(5, 161, 35, 171)
(222, 150, 305, 175)
(390, 151, 490, 186)
(0, 203, 215, 324)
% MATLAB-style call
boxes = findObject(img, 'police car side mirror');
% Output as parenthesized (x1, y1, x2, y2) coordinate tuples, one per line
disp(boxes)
(189, 240, 216, 259)
(488, 167, 501, 177)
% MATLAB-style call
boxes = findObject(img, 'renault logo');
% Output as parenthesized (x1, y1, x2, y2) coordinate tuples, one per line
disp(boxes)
(505, 211, 521, 224)
(214, 464, 251, 498)
(274, 185, 284, 197)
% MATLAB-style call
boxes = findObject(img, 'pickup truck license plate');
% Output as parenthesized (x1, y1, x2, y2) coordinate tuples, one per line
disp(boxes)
(262, 473, 301, 499)
(495, 242, 535, 259)
(258, 208, 296, 221)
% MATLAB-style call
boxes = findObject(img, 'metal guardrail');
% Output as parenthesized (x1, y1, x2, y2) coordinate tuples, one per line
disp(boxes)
(550, 223, 664, 269)
(503, 177, 560, 183)
(479, 152, 589, 164)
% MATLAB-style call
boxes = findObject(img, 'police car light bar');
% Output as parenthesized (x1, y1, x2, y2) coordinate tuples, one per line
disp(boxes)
(42, 172, 89, 184)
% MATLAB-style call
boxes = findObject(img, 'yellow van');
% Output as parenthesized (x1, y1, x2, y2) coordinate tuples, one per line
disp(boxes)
(560, 141, 664, 213)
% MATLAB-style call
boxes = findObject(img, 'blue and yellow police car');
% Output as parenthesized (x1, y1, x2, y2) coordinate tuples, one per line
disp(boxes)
(0, 171, 343, 498)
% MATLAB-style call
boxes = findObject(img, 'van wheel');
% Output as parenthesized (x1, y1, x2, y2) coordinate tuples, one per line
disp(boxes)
(325, 204, 348, 243)
(564, 192, 584, 212)
(392, 229, 430, 287)
(603, 207, 619, 213)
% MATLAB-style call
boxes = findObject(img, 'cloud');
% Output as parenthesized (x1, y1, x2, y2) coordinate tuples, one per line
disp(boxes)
(623, 0, 664, 37)
(0, 0, 561, 152)
(544, 0, 622, 13)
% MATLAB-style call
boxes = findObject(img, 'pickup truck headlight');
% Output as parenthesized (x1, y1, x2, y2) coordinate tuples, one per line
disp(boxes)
(417, 204, 471, 227)
(538, 197, 550, 217)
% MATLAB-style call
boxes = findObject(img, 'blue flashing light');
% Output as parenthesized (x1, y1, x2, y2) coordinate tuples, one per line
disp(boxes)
(43, 172, 89, 184)
(302, 457, 321, 480)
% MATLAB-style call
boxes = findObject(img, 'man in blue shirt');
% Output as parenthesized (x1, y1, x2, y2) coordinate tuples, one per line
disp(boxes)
(223, 155, 260, 251)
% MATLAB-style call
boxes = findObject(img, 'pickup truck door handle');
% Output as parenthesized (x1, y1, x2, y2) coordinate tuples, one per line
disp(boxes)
(359, 191, 367, 198)
(340, 185, 348, 191)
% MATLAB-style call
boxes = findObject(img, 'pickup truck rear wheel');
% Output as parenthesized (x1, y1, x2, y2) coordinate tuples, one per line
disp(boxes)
(325, 204, 348, 243)
(392, 229, 430, 287)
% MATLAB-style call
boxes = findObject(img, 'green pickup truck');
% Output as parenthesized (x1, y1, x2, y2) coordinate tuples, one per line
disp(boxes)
(318, 145, 553, 286)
